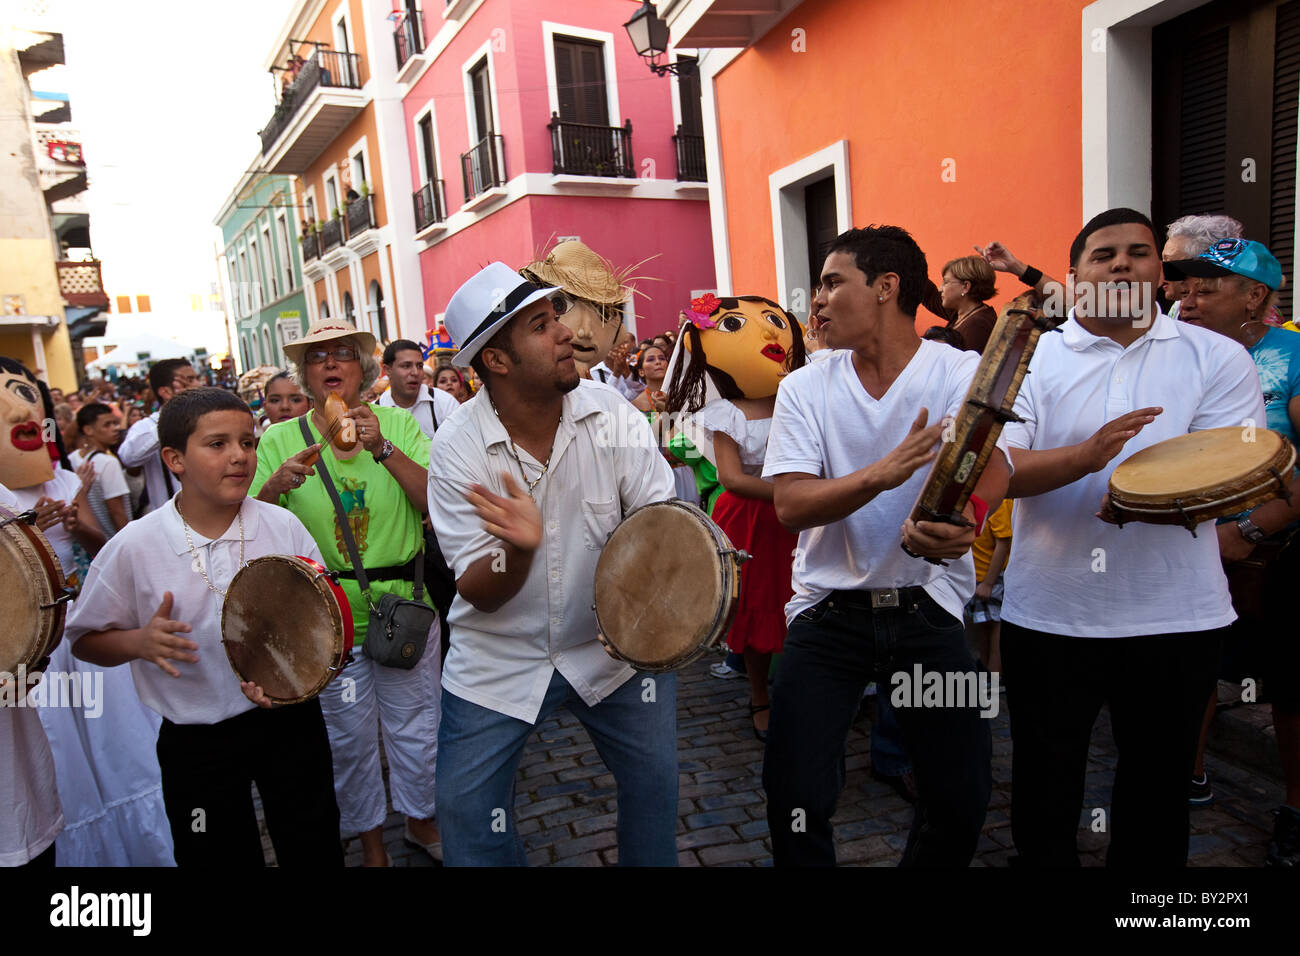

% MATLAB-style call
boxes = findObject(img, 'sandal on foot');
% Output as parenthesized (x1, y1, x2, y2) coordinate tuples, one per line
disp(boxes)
(749, 702, 771, 742)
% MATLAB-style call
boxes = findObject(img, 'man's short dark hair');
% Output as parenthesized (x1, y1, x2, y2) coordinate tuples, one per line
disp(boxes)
(75, 402, 115, 431)
(382, 339, 424, 367)
(1069, 207, 1156, 267)
(158, 387, 252, 454)
(148, 358, 192, 399)
(825, 225, 929, 318)
(468, 321, 522, 384)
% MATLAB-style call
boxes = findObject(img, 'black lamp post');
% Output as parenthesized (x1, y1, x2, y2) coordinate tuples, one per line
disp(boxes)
(624, 1, 694, 77)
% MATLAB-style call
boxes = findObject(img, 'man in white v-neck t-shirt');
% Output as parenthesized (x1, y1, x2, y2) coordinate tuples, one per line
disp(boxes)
(763, 226, 1010, 867)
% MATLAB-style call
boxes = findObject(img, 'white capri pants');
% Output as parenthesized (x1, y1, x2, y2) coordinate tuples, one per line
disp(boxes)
(318, 625, 441, 833)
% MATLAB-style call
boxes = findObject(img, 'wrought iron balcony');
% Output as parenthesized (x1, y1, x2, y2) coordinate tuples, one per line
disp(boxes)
(56, 260, 108, 309)
(413, 180, 447, 231)
(394, 10, 425, 69)
(345, 194, 376, 239)
(320, 216, 344, 254)
(548, 115, 634, 178)
(673, 127, 707, 182)
(259, 49, 364, 167)
(461, 134, 506, 200)
(301, 231, 321, 261)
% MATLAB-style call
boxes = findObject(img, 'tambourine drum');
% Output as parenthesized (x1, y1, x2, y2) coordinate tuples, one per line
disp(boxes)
(1107, 427, 1296, 530)
(593, 500, 749, 672)
(0, 506, 72, 675)
(222, 555, 353, 704)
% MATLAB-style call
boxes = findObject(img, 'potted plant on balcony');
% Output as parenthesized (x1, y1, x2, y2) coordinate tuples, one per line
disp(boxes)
(330, 206, 341, 220)
(359, 182, 371, 198)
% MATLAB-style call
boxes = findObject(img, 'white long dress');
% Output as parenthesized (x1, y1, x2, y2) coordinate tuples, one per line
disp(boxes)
(12, 471, 175, 866)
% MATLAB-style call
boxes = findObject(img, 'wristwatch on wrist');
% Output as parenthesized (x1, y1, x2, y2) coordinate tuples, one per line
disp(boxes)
(1236, 516, 1267, 543)
(373, 438, 395, 463)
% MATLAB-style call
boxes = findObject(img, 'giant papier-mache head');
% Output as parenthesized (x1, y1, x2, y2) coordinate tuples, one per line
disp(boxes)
(0, 357, 60, 490)
(520, 240, 644, 378)
(665, 293, 806, 414)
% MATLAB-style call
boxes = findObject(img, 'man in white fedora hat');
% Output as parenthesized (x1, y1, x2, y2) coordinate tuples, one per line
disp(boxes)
(428, 262, 679, 866)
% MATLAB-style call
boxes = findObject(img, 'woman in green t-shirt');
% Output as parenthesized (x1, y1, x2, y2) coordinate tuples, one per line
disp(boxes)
(252, 320, 442, 867)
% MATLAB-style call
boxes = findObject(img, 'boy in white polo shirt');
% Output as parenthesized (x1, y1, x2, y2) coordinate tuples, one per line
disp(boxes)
(66, 388, 343, 867)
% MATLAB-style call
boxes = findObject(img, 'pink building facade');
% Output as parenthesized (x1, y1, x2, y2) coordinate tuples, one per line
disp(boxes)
(397, 0, 714, 340)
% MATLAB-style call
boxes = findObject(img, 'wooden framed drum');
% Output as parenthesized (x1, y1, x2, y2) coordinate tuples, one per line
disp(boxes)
(221, 555, 353, 704)
(593, 500, 749, 673)
(0, 506, 73, 676)
(1108, 427, 1296, 531)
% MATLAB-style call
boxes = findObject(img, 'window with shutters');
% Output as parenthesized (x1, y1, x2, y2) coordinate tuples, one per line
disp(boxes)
(553, 36, 609, 126)
(1153, 0, 1300, 319)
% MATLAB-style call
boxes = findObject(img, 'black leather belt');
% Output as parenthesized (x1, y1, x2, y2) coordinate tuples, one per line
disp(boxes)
(828, 587, 928, 610)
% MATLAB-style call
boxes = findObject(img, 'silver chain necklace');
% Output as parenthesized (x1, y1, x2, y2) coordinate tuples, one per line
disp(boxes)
(490, 396, 560, 498)
(178, 502, 245, 596)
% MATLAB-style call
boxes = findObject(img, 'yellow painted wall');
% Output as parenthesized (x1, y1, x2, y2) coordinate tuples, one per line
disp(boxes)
(0, 237, 76, 390)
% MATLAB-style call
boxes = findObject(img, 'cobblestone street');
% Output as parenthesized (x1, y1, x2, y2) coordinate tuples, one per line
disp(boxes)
(323, 656, 1286, 868)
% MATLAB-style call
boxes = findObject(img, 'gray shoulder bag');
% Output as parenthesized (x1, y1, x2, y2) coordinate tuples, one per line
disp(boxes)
(299, 416, 435, 669)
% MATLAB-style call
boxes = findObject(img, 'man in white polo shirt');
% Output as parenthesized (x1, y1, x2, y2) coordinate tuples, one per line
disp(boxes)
(764, 225, 1011, 867)
(378, 339, 461, 440)
(1000, 208, 1266, 867)
(428, 262, 678, 866)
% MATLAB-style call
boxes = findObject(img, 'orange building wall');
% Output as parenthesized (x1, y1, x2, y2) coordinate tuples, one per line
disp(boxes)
(301, 105, 385, 228)
(714, 0, 1092, 328)
(298, 0, 370, 87)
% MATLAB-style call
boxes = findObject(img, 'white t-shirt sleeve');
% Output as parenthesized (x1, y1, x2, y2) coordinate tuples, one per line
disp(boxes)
(64, 536, 136, 643)
(96, 455, 130, 501)
(117, 415, 159, 468)
(1190, 341, 1268, 432)
(763, 374, 824, 478)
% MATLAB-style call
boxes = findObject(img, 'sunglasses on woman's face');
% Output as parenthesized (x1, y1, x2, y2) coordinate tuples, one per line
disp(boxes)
(303, 346, 360, 365)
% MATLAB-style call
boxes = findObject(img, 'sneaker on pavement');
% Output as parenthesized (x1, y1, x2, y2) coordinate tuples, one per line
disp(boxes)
(1188, 772, 1213, 807)
(1267, 805, 1300, 867)
(709, 661, 745, 680)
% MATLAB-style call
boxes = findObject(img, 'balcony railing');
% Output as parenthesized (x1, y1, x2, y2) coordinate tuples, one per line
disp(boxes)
(301, 231, 321, 261)
(320, 216, 344, 253)
(461, 134, 506, 200)
(345, 194, 376, 238)
(674, 127, 707, 182)
(548, 114, 634, 178)
(259, 49, 363, 154)
(413, 180, 447, 231)
(56, 259, 108, 308)
(393, 11, 425, 68)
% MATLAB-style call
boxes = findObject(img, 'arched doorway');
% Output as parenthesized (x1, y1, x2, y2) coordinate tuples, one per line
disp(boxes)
(368, 280, 388, 343)
(342, 292, 354, 328)
(261, 327, 274, 367)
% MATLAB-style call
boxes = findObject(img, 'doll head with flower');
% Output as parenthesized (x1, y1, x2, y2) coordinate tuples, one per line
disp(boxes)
(665, 294, 805, 414)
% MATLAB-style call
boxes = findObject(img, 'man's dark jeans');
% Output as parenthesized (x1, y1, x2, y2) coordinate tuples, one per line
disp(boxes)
(763, 589, 992, 866)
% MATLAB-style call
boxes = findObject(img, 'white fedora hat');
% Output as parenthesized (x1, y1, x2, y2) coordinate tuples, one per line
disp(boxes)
(445, 262, 560, 368)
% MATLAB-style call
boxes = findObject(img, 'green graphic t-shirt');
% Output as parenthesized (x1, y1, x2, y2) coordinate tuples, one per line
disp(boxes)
(251, 405, 432, 643)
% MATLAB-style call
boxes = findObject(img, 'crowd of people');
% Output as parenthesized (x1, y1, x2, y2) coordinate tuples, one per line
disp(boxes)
(2, 207, 1297, 870)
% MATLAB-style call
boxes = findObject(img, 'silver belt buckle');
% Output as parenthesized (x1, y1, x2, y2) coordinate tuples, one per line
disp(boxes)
(870, 588, 900, 609)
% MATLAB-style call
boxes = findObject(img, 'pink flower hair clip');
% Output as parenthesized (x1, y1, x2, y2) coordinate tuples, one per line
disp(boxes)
(686, 293, 720, 329)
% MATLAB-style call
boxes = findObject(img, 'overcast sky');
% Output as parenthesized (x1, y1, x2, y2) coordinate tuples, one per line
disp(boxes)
(52, 0, 298, 354)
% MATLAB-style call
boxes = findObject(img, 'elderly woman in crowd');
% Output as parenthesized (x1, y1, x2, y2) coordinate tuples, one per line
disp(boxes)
(250, 318, 443, 866)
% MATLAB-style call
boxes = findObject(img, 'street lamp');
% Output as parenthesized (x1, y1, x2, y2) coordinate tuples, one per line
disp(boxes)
(623, 1, 694, 77)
